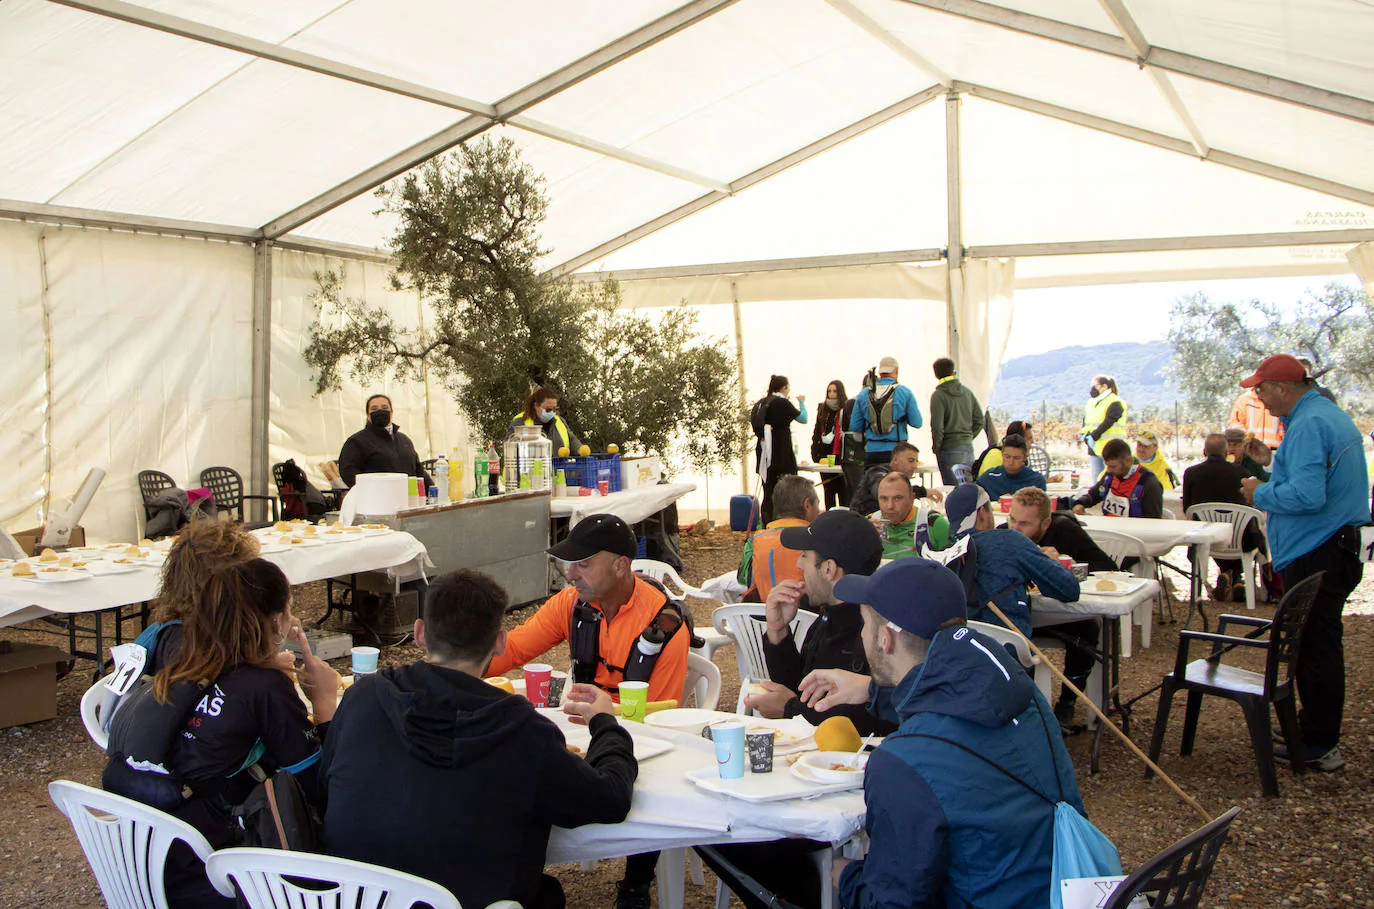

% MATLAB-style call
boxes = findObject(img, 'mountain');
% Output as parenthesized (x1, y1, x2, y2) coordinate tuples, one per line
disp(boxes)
(988, 341, 1181, 418)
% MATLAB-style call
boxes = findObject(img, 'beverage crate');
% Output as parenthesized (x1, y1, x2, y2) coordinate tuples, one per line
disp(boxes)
(551, 453, 622, 493)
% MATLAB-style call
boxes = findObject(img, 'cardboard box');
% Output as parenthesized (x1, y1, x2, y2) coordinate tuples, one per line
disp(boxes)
(620, 456, 662, 490)
(0, 641, 72, 728)
(11, 525, 86, 557)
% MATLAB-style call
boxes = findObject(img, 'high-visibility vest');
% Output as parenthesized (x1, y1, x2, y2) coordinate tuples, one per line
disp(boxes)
(1082, 392, 1128, 456)
(514, 413, 573, 452)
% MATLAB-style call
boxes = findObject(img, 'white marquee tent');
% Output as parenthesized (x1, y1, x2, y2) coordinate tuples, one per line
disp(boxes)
(2, 0, 1372, 541)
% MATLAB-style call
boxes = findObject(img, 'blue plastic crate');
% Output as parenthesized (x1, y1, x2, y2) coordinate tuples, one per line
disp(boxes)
(635, 535, 647, 559)
(551, 453, 622, 492)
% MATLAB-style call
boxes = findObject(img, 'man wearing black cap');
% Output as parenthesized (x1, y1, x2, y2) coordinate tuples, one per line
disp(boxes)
(743, 510, 895, 735)
(487, 513, 689, 908)
(802, 559, 1085, 909)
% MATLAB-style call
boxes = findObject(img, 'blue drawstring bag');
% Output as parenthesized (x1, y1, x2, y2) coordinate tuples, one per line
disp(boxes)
(1051, 801, 1123, 909)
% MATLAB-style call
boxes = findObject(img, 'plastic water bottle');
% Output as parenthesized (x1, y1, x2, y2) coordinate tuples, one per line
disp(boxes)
(434, 454, 450, 502)
(474, 447, 488, 498)
(487, 442, 501, 497)
(449, 449, 465, 501)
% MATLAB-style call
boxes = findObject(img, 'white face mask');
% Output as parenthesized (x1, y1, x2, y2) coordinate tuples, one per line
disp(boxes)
(540, 410, 556, 422)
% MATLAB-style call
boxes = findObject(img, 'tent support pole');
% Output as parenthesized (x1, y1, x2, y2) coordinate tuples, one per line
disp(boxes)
(250, 242, 273, 521)
(944, 91, 963, 360)
(732, 281, 750, 495)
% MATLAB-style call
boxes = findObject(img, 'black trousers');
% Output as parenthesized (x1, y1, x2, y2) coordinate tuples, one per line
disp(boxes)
(624, 851, 660, 887)
(1281, 530, 1363, 749)
(1039, 620, 1100, 694)
(820, 472, 849, 509)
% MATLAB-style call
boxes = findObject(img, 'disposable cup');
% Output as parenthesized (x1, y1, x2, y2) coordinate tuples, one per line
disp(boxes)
(999, 495, 1013, 513)
(1058, 555, 1073, 570)
(712, 721, 747, 779)
(598, 480, 610, 496)
(547, 671, 569, 708)
(523, 663, 553, 707)
(618, 680, 650, 722)
(747, 728, 775, 773)
(350, 646, 379, 675)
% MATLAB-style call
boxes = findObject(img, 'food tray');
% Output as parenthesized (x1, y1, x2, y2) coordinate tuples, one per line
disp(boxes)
(685, 764, 862, 802)
(1082, 575, 1151, 597)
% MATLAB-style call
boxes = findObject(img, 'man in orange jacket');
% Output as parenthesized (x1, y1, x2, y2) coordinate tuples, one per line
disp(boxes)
(487, 513, 689, 909)
(1230, 388, 1284, 449)
(741, 475, 820, 601)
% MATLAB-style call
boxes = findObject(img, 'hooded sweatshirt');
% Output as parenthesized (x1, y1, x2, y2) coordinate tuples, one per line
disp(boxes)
(929, 377, 984, 452)
(320, 661, 637, 909)
(840, 627, 1085, 909)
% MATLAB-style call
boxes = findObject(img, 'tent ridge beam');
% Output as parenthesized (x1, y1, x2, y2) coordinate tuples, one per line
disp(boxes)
(0, 198, 261, 242)
(47, 0, 497, 118)
(507, 116, 730, 190)
(260, 0, 738, 240)
(969, 229, 1374, 258)
(825, 0, 952, 86)
(902, 0, 1374, 126)
(959, 83, 1374, 208)
(545, 84, 946, 277)
(567, 247, 945, 282)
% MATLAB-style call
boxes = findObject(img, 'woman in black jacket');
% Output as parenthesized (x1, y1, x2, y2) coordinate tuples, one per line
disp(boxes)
(810, 379, 854, 508)
(753, 375, 807, 523)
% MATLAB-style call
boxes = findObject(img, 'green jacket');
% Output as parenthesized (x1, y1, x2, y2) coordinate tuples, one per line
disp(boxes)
(929, 377, 984, 451)
(881, 505, 949, 558)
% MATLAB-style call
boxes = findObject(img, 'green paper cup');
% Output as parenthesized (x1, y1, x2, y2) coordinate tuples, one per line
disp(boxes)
(618, 681, 650, 722)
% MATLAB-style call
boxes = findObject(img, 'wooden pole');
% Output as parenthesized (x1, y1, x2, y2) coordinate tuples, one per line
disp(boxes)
(983, 600, 1213, 824)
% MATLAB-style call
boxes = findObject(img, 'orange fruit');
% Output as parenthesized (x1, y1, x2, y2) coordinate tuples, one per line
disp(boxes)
(607, 443, 619, 454)
(485, 677, 516, 694)
(558, 446, 570, 457)
(577, 445, 591, 457)
(814, 716, 862, 752)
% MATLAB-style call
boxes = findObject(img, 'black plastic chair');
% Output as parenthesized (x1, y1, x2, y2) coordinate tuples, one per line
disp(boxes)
(1146, 572, 1323, 797)
(199, 466, 278, 528)
(1104, 807, 1242, 908)
(272, 462, 340, 520)
(136, 470, 177, 522)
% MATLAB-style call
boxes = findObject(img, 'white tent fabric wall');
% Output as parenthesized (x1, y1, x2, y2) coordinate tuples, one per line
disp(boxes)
(0, 222, 50, 533)
(0, 225, 255, 543)
(1350, 243, 1374, 297)
(270, 249, 470, 490)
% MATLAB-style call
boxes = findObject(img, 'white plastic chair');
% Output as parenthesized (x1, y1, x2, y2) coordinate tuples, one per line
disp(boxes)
(969, 621, 1051, 701)
(633, 558, 734, 660)
(206, 847, 515, 909)
(683, 651, 722, 711)
(80, 673, 114, 751)
(711, 603, 818, 714)
(49, 779, 214, 909)
(1082, 527, 1154, 656)
(1185, 503, 1269, 611)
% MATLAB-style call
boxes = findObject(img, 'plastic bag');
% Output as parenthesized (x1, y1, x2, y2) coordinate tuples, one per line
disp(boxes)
(1051, 801, 1123, 909)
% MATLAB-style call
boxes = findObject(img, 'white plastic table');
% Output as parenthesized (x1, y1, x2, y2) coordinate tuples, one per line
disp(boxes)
(549, 482, 696, 527)
(544, 714, 864, 909)
(800, 461, 937, 487)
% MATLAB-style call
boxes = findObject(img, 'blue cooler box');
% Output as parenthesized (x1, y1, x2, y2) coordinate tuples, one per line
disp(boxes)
(729, 494, 757, 531)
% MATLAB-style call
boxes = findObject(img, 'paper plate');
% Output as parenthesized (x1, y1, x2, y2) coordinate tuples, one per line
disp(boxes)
(795, 750, 869, 783)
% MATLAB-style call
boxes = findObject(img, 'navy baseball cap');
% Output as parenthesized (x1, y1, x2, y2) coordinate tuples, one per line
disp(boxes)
(779, 509, 882, 576)
(548, 514, 636, 562)
(944, 484, 990, 538)
(833, 558, 967, 637)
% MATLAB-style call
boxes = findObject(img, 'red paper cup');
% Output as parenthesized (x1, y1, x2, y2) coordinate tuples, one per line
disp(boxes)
(523, 663, 552, 707)
(598, 480, 610, 495)
(1058, 555, 1073, 570)
(999, 495, 1012, 513)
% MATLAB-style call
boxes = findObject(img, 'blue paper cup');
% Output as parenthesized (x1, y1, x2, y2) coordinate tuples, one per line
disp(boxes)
(711, 721, 746, 779)
(351, 646, 379, 675)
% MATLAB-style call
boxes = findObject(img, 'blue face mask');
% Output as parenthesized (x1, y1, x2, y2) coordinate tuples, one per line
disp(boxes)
(540, 410, 557, 423)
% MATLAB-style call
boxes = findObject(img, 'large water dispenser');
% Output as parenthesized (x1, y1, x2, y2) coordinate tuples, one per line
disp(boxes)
(504, 425, 553, 492)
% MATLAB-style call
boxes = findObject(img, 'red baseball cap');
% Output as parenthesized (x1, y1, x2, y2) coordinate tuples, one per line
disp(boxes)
(1239, 354, 1306, 388)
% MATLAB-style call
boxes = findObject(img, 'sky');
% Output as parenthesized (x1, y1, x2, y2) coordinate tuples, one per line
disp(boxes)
(1002, 274, 1362, 361)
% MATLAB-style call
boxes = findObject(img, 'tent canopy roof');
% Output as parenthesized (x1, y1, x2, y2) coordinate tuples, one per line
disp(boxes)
(2, 0, 1371, 279)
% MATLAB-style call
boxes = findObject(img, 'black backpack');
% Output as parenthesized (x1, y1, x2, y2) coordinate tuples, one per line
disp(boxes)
(233, 769, 322, 852)
(863, 368, 898, 435)
(750, 397, 770, 438)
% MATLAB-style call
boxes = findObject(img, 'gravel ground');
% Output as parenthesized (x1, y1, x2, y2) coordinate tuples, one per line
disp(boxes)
(2, 525, 1370, 908)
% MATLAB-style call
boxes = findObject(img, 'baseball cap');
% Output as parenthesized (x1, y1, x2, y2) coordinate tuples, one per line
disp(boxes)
(1224, 428, 1246, 444)
(1239, 354, 1306, 388)
(778, 509, 883, 576)
(547, 513, 636, 562)
(878, 356, 899, 372)
(944, 484, 990, 538)
(1137, 430, 1159, 444)
(833, 558, 966, 637)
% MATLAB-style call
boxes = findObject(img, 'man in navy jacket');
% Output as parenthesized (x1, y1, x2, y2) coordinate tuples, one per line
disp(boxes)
(814, 559, 1086, 908)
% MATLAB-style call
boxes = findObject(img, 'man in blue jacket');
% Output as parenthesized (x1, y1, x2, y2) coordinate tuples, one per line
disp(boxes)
(942, 483, 1080, 637)
(826, 558, 1086, 909)
(850, 357, 923, 466)
(975, 434, 1047, 500)
(1240, 355, 1369, 772)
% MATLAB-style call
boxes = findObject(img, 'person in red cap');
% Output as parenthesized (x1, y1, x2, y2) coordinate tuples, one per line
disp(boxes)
(1240, 354, 1369, 772)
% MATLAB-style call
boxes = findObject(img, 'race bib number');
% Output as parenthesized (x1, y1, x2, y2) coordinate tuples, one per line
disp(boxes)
(1360, 526, 1374, 563)
(1101, 491, 1130, 518)
(106, 643, 147, 694)
(923, 535, 969, 566)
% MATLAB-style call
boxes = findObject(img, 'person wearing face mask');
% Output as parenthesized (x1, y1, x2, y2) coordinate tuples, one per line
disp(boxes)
(511, 385, 582, 454)
(809, 379, 854, 507)
(1082, 375, 1128, 479)
(337, 393, 431, 488)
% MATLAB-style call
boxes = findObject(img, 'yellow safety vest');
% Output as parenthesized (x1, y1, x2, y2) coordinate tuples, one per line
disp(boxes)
(1082, 392, 1128, 455)
(514, 412, 573, 453)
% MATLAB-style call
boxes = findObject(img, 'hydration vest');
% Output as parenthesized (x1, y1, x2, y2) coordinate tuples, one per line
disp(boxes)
(566, 576, 696, 691)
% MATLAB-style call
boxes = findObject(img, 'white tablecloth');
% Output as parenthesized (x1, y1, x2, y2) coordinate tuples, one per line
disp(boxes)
(547, 717, 864, 863)
(0, 532, 429, 628)
(549, 482, 696, 527)
(1033, 580, 1159, 626)
(801, 461, 937, 486)
(1074, 515, 1229, 556)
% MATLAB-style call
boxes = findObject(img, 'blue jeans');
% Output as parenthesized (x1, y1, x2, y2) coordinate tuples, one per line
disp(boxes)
(1088, 453, 1105, 481)
(936, 445, 975, 485)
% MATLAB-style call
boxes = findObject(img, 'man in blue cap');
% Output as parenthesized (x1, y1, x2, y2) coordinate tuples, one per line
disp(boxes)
(940, 483, 1080, 638)
(802, 559, 1086, 909)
